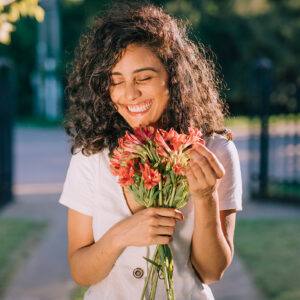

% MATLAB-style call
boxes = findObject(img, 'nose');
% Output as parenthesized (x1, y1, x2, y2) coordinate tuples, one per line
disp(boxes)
(124, 81, 141, 102)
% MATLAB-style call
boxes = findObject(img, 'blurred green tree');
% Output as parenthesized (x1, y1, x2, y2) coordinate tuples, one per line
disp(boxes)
(164, 0, 300, 114)
(1, 0, 299, 118)
(0, 0, 44, 44)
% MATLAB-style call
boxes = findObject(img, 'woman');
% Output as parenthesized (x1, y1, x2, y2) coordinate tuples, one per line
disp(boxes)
(59, 1, 243, 299)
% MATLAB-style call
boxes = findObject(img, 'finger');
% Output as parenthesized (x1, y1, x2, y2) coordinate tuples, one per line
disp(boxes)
(156, 216, 177, 227)
(186, 162, 198, 186)
(189, 158, 207, 189)
(191, 155, 217, 186)
(154, 235, 172, 245)
(151, 207, 184, 221)
(155, 226, 175, 236)
(189, 144, 225, 179)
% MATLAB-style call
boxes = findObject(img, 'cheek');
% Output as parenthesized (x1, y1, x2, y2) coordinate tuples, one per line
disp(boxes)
(109, 86, 123, 101)
(157, 80, 169, 99)
(109, 90, 117, 103)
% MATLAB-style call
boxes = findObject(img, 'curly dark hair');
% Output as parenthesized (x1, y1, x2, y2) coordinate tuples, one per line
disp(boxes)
(64, 0, 232, 157)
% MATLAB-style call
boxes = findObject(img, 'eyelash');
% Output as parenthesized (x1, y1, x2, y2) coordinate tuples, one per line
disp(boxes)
(111, 77, 152, 86)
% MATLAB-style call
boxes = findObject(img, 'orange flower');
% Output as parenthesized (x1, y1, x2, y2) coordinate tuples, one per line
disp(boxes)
(160, 128, 189, 152)
(139, 163, 161, 190)
(170, 133, 188, 151)
(173, 163, 186, 176)
(118, 160, 136, 187)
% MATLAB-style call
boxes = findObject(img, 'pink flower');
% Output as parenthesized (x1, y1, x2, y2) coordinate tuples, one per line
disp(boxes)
(133, 126, 156, 142)
(124, 131, 144, 146)
(154, 129, 172, 156)
(139, 163, 161, 190)
(185, 127, 204, 147)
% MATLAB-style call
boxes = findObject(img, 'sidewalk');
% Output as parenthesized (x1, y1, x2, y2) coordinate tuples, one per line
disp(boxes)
(1, 193, 75, 300)
(1, 127, 74, 300)
(210, 200, 300, 300)
(1, 126, 300, 300)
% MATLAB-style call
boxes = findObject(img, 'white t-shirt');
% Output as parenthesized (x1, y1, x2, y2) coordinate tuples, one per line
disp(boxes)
(59, 133, 243, 300)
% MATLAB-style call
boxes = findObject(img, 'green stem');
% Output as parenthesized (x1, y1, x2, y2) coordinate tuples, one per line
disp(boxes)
(159, 179, 163, 207)
(158, 245, 172, 300)
(168, 184, 176, 208)
(145, 144, 154, 162)
(150, 268, 159, 300)
(159, 245, 176, 300)
(141, 263, 154, 300)
(141, 245, 160, 300)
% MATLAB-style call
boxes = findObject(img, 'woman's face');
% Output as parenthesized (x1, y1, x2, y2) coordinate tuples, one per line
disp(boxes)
(109, 44, 169, 129)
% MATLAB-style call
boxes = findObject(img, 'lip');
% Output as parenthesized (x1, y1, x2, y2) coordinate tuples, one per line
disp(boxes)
(125, 99, 153, 116)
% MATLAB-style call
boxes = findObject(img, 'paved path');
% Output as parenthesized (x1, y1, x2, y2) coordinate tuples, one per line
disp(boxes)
(1, 127, 74, 300)
(1, 125, 299, 300)
(1, 194, 75, 300)
(210, 200, 300, 300)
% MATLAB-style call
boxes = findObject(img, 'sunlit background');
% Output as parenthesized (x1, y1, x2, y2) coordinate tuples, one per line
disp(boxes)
(0, 1, 300, 300)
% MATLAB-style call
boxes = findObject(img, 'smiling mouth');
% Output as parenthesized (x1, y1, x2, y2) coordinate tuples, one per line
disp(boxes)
(126, 100, 153, 114)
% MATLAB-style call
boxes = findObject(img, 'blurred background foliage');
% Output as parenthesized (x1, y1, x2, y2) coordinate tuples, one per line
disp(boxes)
(0, 0, 44, 44)
(0, 0, 299, 118)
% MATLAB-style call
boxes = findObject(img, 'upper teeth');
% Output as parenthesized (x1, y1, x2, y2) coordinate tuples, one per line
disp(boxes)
(127, 102, 151, 112)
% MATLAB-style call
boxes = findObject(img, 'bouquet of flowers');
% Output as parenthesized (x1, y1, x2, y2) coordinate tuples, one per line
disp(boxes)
(109, 125, 204, 300)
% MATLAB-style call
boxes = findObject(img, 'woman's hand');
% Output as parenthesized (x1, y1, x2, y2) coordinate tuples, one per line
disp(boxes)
(112, 207, 184, 248)
(186, 143, 225, 201)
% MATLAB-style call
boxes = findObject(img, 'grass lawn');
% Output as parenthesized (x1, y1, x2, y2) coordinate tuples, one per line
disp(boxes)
(235, 218, 300, 300)
(0, 217, 48, 298)
(268, 182, 300, 199)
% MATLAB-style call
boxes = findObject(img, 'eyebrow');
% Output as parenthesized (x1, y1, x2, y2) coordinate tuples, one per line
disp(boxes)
(110, 67, 159, 75)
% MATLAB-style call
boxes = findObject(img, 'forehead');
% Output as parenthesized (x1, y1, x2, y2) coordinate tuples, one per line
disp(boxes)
(111, 45, 162, 72)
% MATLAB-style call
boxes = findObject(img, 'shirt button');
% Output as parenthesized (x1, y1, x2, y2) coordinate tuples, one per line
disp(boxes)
(133, 267, 144, 279)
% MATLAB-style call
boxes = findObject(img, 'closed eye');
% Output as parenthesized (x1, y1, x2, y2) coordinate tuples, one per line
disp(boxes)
(138, 77, 151, 82)
(111, 77, 152, 86)
(111, 82, 122, 86)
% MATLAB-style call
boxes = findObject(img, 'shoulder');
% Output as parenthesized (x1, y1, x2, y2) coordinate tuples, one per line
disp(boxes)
(67, 148, 108, 176)
(203, 133, 238, 160)
(70, 148, 107, 164)
(204, 134, 243, 211)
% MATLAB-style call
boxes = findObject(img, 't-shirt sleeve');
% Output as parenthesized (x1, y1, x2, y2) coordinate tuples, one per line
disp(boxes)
(213, 138, 243, 211)
(58, 150, 98, 216)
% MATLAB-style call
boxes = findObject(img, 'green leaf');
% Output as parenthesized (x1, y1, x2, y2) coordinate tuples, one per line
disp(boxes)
(175, 193, 189, 209)
(170, 172, 176, 184)
(138, 181, 144, 199)
(152, 190, 159, 199)
(134, 194, 146, 206)
(143, 256, 161, 268)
